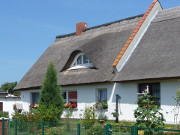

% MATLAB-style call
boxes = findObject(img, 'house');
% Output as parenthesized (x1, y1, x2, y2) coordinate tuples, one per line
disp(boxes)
(14, 0, 180, 123)
(0, 91, 21, 118)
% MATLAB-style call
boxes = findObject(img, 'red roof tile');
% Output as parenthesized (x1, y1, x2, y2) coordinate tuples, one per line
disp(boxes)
(112, 0, 158, 67)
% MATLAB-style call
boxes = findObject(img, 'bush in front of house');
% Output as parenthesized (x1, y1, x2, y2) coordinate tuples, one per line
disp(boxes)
(98, 112, 108, 121)
(38, 61, 64, 121)
(12, 111, 41, 132)
(0, 111, 9, 118)
(82, 106, 96, 129)
(134, 93, 165, 134)
(36, 105, 62, 122)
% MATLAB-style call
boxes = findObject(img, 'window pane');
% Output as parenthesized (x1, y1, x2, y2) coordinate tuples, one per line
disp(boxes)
(83, 55, 89, 64)
(0, 102, 3, 111)
(32, 93, 39, 105)
(99, 90, 107, 102)
(138, 83, 160, 105)
(77, 55, 82, 65)
(151, 83, 160, 105)
(62, 92, 66, 103)
(139, 84, 148, 93)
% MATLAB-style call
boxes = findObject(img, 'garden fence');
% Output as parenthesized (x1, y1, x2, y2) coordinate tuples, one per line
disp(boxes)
(1, 118, 180, 135)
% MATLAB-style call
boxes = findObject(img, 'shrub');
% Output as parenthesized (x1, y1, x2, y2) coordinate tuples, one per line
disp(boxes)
(46, 127, 63, 135)
(12, 112, 41, 132)
(111, 120, 135, 133)
(134, 93, 165, 134)
(94, 101, 108, 110)
(0, 111, 9, 118)
(98, 112, 108, 121)
(86, 125, 104, 135)
(12, 110, 40, 121)
(82, 106, 96, 129)
(36, 105, 61, 122)
(64, 106, 73, 131)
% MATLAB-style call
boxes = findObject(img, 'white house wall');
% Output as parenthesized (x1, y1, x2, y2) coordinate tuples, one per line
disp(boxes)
(21, 80, 179, 123)
(21, 89, 40, 111)
(0, 97, 21, 118)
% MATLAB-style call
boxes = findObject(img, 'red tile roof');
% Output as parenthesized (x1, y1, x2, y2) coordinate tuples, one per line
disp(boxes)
(112, 0, 158, 67)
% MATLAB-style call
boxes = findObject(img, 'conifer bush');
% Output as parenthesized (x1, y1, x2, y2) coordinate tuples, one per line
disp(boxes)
(38, 61, 64, 121)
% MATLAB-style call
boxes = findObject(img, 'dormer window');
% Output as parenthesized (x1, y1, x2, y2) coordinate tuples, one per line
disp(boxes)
(68, 53, 93, 70)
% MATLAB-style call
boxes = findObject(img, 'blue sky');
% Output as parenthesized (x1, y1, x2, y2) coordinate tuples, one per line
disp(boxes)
(0, 0, 180, 86)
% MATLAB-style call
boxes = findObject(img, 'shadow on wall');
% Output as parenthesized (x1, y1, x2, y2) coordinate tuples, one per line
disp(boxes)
(111, 83, 138, 104)
(111, 81, 178, 106)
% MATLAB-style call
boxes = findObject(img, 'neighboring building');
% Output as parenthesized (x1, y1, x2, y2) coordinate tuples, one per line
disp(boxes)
(14, 0, 180, 123)
(0, 91, 21, 118)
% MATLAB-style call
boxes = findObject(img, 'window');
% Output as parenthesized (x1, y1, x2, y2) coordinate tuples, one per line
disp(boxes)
(138, 83, 160, 105)
(0, 102, 3, 111)
(69, 53, 93, 70)
(62, 91, 77, 108)
(98, 89, 107, 102)
(95, 89, 108, 109)
(62, 91, 67, 103)
(32, 92, 39, 105)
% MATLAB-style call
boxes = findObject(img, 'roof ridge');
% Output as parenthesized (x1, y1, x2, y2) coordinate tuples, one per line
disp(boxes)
(55, 14, 143, 40)
(112, 0, 159, 67)
(83, 14, 143, 32)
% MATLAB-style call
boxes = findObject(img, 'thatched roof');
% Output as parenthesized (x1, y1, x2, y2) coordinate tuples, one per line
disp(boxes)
(113, 6, 180, 82)
(15, 15, 142, 90)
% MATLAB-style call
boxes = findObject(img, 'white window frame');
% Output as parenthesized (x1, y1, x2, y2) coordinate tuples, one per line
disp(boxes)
(62, 91, 77, 103)
(62, 91, 68, 103)
(68, 52, 93, 70)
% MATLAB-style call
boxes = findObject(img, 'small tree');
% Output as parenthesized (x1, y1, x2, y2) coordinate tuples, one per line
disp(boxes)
(38, 61, 64, 121)
(173, 87, 180, 124)
(134, 94, 165, 130)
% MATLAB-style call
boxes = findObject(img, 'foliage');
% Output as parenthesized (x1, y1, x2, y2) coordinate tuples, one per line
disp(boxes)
(64, 106, 73, 131)
(12, 111, 40, 121)
(173, 87, 180, 124)
(64, 102, 77, 108)
(134, 93, 165, 133)
(46, 127, 63, 135)
(39, 61, 64, 121)
(12, 111, 41, 132)
(0, 81, 19, 95)
(82, 106, 96, 129)
(86, 125, 104, 135)
(36, 105, 62, 122)
(111, 120, 135, 133)
(0, 111, 9, 118)
(94, 101, 108, 110)
(98, 112, 108, 121)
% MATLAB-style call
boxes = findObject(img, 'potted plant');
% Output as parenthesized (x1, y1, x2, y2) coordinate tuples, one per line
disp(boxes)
(112, 112, 119, 117)
(94, 101, 108, 110)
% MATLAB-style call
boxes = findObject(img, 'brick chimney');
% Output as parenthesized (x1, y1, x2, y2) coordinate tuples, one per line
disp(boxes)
(76, 22, 88, 36)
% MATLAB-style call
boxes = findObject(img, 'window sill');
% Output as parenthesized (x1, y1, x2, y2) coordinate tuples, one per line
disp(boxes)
(63, 108, 78, 110)
(68, 64, 94, 70)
